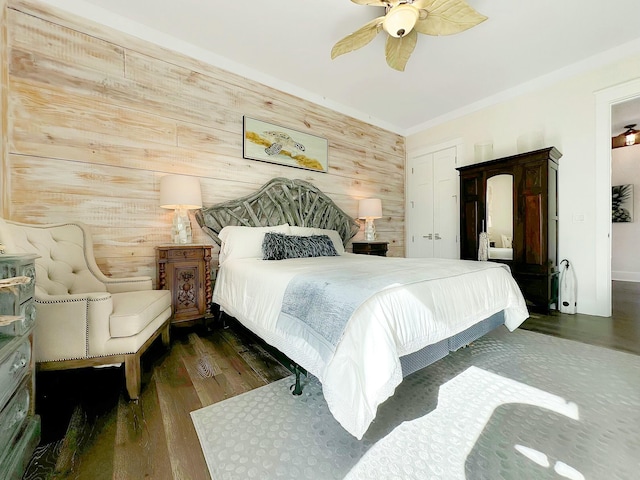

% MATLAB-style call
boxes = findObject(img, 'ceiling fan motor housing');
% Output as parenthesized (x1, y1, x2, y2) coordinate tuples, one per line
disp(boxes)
(383, 3, 419, 37)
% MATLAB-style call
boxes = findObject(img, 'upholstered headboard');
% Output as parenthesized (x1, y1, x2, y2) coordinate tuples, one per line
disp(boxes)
(195, 177, 360, 246)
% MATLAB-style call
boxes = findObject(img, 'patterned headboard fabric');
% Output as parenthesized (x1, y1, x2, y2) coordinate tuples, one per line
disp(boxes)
(195, 177, 360, 246)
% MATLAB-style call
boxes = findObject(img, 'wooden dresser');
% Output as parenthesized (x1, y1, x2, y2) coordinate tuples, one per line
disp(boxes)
(0, 254, 40, 479)
(156, 245, 213, 324)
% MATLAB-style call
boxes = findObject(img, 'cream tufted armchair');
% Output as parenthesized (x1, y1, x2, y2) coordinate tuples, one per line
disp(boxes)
(0, 219, 172, 400)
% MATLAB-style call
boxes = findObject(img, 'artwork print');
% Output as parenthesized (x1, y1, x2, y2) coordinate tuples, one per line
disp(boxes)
(243, 116, 328, 173)
(612, 184, 634, 222)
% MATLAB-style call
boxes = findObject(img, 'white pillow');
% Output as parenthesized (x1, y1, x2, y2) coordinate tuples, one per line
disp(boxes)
(218, 224, 290, 264)
(288, 226, 345, 255)
(501, 234, 513, 249)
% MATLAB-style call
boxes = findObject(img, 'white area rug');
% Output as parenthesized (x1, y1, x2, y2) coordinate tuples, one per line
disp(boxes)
(191, 328, 640, 480)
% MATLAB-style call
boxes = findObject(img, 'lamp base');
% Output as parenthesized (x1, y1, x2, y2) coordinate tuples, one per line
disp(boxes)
(171, 208, 193, 244)
(364, 218, 377, 241)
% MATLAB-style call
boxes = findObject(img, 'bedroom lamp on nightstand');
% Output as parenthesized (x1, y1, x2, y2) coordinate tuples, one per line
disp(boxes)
(358, 198, 382, 241)
(160, 174, 202, 244)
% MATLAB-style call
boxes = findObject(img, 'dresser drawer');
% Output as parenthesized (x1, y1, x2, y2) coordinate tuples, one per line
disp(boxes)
(0, 302, 35, 337)
(0, 337, 31, 412)
(0, 415, 40, 480)
(0, 380, 30, 461)
(0, 263, 35, 310)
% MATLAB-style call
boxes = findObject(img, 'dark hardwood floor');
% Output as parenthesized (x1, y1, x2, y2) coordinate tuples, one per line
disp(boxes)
(520, 280, 640, 355)
(23, 281, 640, 479)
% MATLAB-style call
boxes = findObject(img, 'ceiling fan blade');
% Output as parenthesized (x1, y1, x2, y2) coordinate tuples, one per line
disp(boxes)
(385, 29, 418, 71)
(411, 0, 436, 9)
(331, 16, 385, 59)
(351, 0, 399, 6)
(414, 0, 487, 36)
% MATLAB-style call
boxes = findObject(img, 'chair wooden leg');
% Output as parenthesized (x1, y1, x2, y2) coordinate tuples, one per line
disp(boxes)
(124, 353, 141, 400)
(161, 322, 171, 347)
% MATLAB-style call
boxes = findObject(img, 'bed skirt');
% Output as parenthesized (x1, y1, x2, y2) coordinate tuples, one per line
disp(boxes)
(400, 310, 505, 377)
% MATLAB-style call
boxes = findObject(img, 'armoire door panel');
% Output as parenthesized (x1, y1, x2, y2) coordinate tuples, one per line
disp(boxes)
(462, 176, 479, 197)
(524, 164, 543, 189)
(524, 194, 543, 265)
(462, 200, 478, 260)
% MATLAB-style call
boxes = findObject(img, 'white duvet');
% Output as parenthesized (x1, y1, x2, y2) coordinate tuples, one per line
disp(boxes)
(213, 254, 529, 439)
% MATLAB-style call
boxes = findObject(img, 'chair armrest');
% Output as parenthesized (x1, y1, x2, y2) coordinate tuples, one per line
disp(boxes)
(103, 276, 152, 294)
(35, 292, 113, 362)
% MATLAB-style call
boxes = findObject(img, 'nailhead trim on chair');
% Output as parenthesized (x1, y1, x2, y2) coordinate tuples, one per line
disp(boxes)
(85, 300, 89, 357)
(37, 351, 137, 362)
(36, 296, 111, 358)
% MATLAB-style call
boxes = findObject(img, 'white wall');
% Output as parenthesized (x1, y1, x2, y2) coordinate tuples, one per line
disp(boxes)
(612, 143, 640, 281)
(407, 54, 640, 316)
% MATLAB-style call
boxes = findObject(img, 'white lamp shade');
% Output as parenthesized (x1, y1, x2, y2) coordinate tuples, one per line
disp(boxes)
(358, 198, 382, 219)
(160, 175, 202, 209)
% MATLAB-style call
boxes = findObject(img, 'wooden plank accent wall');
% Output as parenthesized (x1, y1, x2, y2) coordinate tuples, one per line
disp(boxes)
(1, 0, 8, 213)
(1, 0, 405, 281)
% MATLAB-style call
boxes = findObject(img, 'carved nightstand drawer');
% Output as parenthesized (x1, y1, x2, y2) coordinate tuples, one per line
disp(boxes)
(167, 248, 203, 260)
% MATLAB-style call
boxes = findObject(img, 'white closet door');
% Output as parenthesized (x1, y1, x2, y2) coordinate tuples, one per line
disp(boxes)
(406, 152, 435, 257)
(406, 146, 459, 258)
(433, 147, 459, 259)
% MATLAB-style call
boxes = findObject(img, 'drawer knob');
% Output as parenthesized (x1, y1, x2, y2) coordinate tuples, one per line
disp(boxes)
(10, 353, 27, 374)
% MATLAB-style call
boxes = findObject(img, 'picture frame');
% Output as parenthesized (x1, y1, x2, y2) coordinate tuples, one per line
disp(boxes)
(243, 116, 328, 173)
(612, 184, 634, 222)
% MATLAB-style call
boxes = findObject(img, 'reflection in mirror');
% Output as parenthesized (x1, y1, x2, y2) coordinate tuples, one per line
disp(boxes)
(487, 174, 513, 260)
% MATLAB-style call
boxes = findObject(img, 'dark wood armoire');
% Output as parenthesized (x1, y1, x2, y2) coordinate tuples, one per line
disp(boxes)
(457, 147, 561, 313)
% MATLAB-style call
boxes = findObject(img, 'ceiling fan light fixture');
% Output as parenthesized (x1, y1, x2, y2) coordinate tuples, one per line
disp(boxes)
(626, 133, 636, 146)
(383, 4, 419, 38)
(623, 124, 637, 146)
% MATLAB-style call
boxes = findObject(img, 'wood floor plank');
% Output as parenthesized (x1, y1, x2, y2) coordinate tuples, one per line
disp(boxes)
(217, 322, 292, 384)
(154, 341, 211, 480)
(195, 326, 269, 397)
(58, 403, 118, 480)
(176, 339, 229, 408)
(113, 375, 173, 480)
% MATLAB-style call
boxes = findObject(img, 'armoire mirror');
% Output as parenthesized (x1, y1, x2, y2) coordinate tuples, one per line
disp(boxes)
(486, 174, 513, 261)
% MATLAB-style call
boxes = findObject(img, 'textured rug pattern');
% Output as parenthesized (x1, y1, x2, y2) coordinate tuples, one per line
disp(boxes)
(191, 329, 640, 479)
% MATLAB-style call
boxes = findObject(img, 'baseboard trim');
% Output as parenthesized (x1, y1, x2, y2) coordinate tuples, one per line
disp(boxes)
(611, 271, 640, 282)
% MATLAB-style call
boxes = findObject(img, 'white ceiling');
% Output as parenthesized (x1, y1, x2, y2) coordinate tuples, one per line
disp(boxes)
(43, 0, 640, 135)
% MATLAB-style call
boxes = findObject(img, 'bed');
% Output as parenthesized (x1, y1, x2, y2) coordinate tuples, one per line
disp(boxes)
(196, 178, 529, 439)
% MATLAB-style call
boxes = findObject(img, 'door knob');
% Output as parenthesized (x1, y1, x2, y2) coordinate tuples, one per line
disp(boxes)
(423, 234, 433, 239)
(435, 233, 442, 240)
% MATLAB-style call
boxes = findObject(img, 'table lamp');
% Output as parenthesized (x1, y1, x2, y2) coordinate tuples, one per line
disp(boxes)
(358, 198, 382, 241)
(160, 174, 202, 244)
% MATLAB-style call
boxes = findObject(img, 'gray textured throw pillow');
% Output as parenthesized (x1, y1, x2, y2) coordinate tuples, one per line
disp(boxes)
(262, 233, 338, 260)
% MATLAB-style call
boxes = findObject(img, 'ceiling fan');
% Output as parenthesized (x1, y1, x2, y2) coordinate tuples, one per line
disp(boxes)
(331, 0, 488, 71)
(612, 124, 639, 148)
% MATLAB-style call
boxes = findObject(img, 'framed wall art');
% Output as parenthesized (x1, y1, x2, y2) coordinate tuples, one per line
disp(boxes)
(612, 184, 634, 222)
(243, 116, 328, 173)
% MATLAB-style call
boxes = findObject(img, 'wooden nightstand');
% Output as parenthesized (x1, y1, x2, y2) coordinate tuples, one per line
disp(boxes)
(352, 241, 388, 257)
(156, 245, 213, 325)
